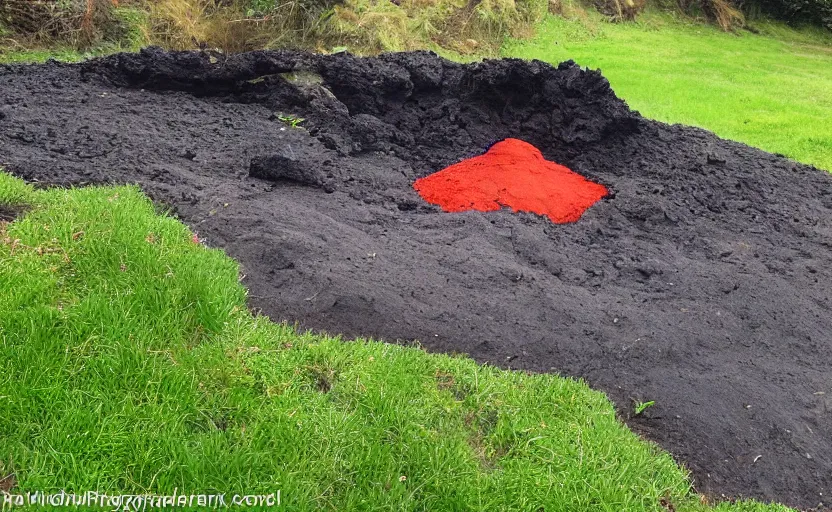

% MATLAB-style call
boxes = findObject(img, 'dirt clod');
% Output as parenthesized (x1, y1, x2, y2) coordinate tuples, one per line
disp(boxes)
(1, 49, 831, 509)
(249, 146, 330, 190)
(0, 472, 16, 493)
(0, 204, 28, 223)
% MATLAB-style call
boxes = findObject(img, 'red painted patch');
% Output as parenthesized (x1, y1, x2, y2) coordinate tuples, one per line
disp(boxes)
(413, 138, 608, 224)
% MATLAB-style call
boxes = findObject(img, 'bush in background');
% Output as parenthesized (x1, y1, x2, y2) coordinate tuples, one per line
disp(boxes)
(327, 0, 548, 54)
(593, 0, 648, 21)
(0, 0, 827, 55)
(0, 0, 549, 55)
(0, 0, 139, 48)
(671, 0, 830, 31)
(676, 0, 745, 29)
(749, 0, 832, 29)
(147, 0, 337, 52)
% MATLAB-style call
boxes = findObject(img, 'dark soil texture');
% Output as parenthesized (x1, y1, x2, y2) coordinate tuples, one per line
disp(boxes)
(1, 48, 831, 510)
(0, 204, 27, 223)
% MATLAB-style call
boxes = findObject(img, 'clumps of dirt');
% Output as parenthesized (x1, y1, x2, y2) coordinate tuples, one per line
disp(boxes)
(79, 47, 636, 174)
(0, 460, 16, 494)
(0, 204, 28, 223)
(249, 145, 335, 192)
(0, 472, 16, 493)
(414, 138, 608, 223)
(2, 48, 832, 510)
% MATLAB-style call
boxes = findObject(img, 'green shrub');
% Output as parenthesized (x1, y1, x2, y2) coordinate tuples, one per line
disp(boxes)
(147, 0, 334, 53)
(246, 0, 338, 15)
(0, 0, 123, 48)
(593, 0, 648, 21)
(112, 6, 151, 49)
(748, 0, 832, 29)
(328, 0, 549, 55)
(663, 0, 743, 30)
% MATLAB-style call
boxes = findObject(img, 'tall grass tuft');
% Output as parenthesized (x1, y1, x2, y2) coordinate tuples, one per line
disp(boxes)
(327, 0, 548, 55)
(593, 0, 648, 21)
(148, 0, 334, 53)
(702, 0, 745, 29)
(674, 0, 745, 29)
(0, 0, 130, 49)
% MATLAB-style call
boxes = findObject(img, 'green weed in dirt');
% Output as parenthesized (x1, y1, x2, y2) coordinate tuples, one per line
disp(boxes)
(634, 400, 656, 416)
(503, 12, 832, 171)
(0, 170, 795, 511)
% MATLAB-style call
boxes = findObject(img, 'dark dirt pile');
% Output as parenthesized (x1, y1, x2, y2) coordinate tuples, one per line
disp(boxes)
(1, 48, 831, 510)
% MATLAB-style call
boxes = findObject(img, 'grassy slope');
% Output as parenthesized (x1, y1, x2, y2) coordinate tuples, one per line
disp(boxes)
(0, 173, 793, 511)
(0, 44, 138, 65)
(503, 12, 832, 171)
(0, 48, 91, 64)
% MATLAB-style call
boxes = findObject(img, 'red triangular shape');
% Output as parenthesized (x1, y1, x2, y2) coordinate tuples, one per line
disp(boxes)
(414, 139, 608, 224)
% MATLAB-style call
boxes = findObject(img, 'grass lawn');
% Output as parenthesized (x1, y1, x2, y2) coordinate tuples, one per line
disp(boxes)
(0, 172, 795, 511)
(503, 12, 832, 171)
(0, 48, 89, 65)
(0, 46, 130, 65)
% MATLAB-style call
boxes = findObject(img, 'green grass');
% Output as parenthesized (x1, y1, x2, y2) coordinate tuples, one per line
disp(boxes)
(0, 171, 794, 511)
(503, 11, 832, 171)
(0, 41, 144, 65)
(0, 48, 89, 65)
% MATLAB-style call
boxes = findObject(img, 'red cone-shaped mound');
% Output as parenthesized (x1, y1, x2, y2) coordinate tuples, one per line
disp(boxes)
(413, 138, 608, 224)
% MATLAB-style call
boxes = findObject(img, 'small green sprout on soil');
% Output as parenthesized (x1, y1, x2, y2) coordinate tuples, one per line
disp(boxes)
(634, 400, 656, 416)
(276, 113, 305, 128)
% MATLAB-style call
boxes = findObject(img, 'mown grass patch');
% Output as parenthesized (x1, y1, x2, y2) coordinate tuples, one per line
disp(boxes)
(0, 48, 89, 64)
(503, 11, 832, 171)
(0, 171, 793, 511)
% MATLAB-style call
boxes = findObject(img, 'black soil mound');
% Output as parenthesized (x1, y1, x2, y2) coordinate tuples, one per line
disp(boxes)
(2, 48, 831, 510)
